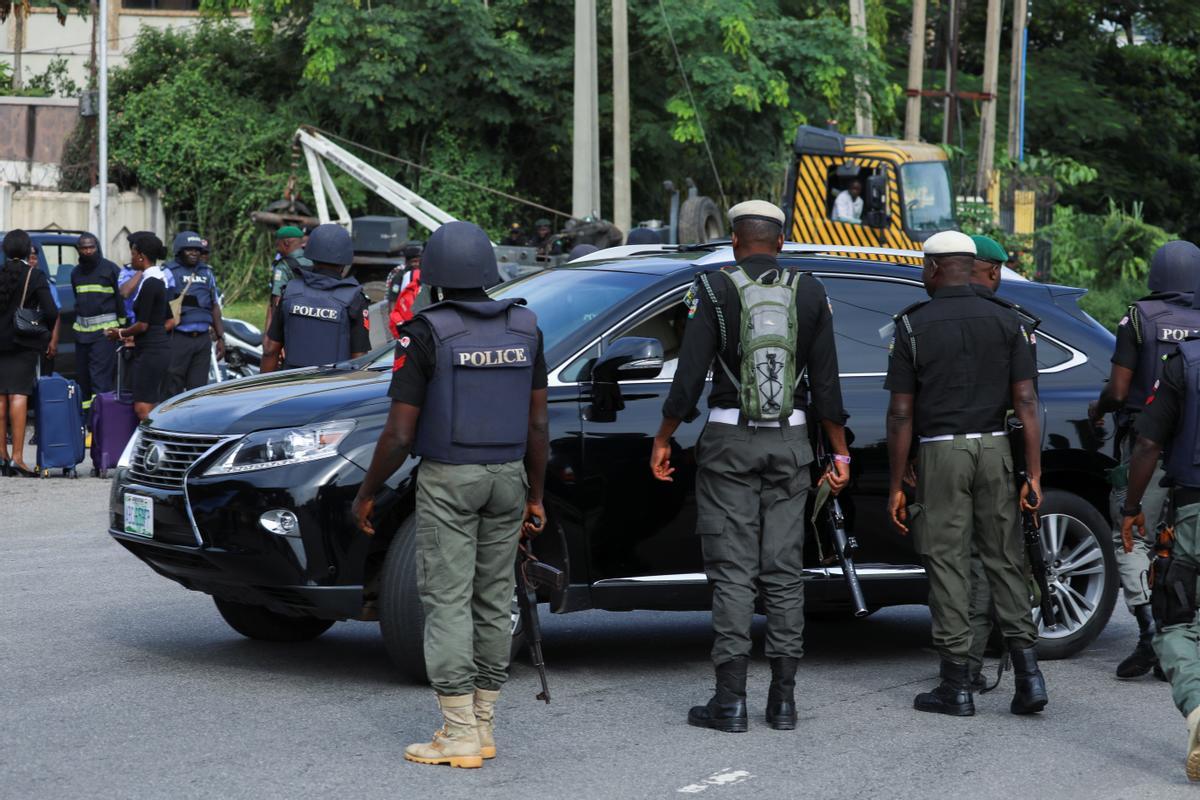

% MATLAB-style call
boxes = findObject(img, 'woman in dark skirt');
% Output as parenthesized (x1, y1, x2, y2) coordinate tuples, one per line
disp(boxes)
(0, 230, 58, 477)
(105, 235, 171, 420)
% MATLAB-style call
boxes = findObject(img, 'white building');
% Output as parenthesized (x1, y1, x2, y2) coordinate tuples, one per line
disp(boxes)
(10, 2, 247, 93)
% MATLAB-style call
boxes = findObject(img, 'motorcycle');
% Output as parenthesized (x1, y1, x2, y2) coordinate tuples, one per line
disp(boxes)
(207, 317, 262, 383)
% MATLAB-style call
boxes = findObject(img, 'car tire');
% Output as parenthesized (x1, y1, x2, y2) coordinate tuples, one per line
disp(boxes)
(1034, 489, 1118, 660)
(380, 517, 429, 683)
(379, 517, 530, 681)
(213, 597, 334, 642)
(677, 195, 724, 244)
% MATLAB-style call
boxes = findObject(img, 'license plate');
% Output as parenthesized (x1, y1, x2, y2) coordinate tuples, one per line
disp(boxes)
(124, 494, 154, 538)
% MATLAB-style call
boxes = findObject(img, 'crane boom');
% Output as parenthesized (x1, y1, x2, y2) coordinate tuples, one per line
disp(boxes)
(294, 127, 457, 234)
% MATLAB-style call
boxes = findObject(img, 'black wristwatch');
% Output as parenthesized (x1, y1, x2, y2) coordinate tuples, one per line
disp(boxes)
(1120, 503, 1142, 517)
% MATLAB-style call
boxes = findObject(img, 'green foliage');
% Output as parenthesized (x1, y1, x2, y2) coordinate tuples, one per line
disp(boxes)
(24, 57, 78, 98)
(108, 22, 306, 302)
(1042, 201, 1173, 288)
(1078, 276, 1144, 332)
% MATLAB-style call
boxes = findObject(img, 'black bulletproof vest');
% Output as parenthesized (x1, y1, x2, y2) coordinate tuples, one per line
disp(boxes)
(412, 299, 538, 465)
(1127, 295, 1200, 410)
(1165, 339, 1200, 489)
(281, 268, 362, 367)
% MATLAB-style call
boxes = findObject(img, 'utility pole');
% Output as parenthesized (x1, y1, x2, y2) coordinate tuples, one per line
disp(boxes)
(848, 0, 873, 136)
(612, 0, 631, 236)
(904, 0, 927, 140)
(975, 0, 1003, 195)
(941, 0, 960, 146)
(1007, 0, 1029, 161)
(98, 0, 108, 248)
(572, 0, 601, 220)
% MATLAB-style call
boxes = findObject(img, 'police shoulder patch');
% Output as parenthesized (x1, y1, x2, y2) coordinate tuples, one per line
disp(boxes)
(684, 280, 700, 319)
(397, 335, 411, 349)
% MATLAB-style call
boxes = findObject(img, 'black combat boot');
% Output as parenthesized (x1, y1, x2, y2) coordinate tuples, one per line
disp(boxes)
(688, 658, 748, 732)
(914, 659, 975, 716)
(766, 657, 799, 730)
(1116, 604, 1160, 679)
(1009, 646, 1049, 715)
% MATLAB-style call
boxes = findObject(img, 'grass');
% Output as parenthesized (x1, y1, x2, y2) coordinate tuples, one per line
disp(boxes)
(221, 298, 268, 330)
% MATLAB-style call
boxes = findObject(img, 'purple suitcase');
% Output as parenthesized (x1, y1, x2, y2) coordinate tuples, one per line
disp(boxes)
(90, 352, 139, 478)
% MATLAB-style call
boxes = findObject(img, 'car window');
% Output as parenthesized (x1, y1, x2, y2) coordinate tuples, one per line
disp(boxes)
(821, 276, 928, 375)
(491, 268, 656, 359)
(1034, 333, 1072, 371)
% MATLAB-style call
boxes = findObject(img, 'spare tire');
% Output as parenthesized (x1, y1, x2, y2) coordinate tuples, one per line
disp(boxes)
(677, 195, 724, 244)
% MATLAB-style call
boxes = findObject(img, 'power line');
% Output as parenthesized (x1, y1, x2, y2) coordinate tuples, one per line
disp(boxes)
(0, 17, 205, 58)
(310, 127, 576, 221)
(656, 0, 727, 210)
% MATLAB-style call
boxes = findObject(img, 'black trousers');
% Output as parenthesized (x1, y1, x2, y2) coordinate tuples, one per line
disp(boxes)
(164, 332, 212, 398)
(75, 338, 118, 410)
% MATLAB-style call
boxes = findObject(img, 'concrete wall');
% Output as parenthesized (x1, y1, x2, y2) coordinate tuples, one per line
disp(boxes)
(0, 183, 167, 263)
(0, 95, 79, 188)
(11, 6, 249, 92)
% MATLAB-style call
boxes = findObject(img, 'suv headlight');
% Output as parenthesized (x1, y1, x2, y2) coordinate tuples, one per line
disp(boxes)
(117, 428, 142, 469)
(205, 420, 356, 476)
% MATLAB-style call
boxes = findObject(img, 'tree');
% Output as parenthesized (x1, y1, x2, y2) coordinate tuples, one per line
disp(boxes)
(0, 1, 89, 90)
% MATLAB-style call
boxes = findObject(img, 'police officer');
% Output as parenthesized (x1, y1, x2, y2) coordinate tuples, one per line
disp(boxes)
(264, 225, 312, 340)
(70, 232, 123, 414)
(962, 234, 1043, 687)
(1089, 240, 1200, 679)
(529, 218, 562, 256)
(650, 200, 849, 733)
(164, 231, 225, 395)
(261, 224, 371, 372)
(501, 222, 526, 247)
(351, 221, 548, 769)
(886, 231, 1048, 717)
(1120, 297, 1200, 781)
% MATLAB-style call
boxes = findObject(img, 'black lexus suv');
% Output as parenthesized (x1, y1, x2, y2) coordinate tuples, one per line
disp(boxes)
(107, 244, 1120, 679)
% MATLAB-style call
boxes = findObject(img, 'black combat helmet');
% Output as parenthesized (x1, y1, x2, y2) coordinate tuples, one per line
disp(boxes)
(422, 221, 500, 289)
(1147, 240, 1200, 295)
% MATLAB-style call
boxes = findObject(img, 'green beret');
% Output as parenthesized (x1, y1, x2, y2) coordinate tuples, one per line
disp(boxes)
(970, 234, 1008, 264)
(275, 225, 304, 239)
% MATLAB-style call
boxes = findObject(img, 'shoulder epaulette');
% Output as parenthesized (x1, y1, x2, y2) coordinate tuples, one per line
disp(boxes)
(892, 299, 929, 322)
(980, 293, 1042, 330)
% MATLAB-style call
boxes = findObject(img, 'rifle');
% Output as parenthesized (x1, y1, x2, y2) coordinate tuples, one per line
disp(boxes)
(515, 530, 565, 704)
(1148, 490, 1176, 624)
(811, 446, 868, 618)
(1021, 480, 1057, 629)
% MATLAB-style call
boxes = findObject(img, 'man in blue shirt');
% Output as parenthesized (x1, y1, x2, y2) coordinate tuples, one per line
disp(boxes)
(164, 231, 225, 396)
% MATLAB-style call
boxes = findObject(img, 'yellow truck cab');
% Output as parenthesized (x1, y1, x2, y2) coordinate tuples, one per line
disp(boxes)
(783, 126, 958, 264)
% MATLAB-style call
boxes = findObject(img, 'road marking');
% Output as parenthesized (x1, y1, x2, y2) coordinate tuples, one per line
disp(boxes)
(677, 768, 754, 794)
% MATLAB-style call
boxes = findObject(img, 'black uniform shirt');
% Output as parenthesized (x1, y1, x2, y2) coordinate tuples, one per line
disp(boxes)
(662, 253, 846, 423)
(884, 283, 1037, 437)
(1134, 353, 1184, 446)
(387, 291, 548, 407)
(266, 271, 372, 355)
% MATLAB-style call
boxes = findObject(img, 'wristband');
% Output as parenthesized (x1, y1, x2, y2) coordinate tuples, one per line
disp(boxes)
(833, 454, 851, 465)
(1121, 503, 1142, 517)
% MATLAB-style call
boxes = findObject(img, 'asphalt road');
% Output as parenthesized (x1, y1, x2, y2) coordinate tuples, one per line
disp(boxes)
(0, 478, 1193, 799)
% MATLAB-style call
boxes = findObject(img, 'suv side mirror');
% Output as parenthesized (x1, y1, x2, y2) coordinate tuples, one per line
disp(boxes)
(592, 337, 664, 383)
(864, 174, 890, 229)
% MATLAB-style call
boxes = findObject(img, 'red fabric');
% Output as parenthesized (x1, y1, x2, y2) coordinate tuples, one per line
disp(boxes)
(392, 354, 407, 372)
(389, 268, 421, 338)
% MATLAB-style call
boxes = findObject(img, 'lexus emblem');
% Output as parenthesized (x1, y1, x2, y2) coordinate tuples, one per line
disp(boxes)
(144, 443, 165, 473)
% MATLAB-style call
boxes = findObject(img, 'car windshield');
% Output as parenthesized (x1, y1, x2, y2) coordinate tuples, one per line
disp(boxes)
(365, 267, 657, 369)
(900, 161, 955, 233)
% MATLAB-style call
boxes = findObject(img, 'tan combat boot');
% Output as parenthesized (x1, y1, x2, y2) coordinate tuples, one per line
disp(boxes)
(474, 689, 501, 759)
(404, 694, 483, 769)
(1186, 706, 1200, 781)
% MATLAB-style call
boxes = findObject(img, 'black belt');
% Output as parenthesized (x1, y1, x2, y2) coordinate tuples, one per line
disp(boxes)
(174, 330, 209, 338)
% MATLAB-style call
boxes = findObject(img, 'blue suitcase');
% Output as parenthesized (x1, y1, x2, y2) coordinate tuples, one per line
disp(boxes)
(35, 373, 86, 478)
